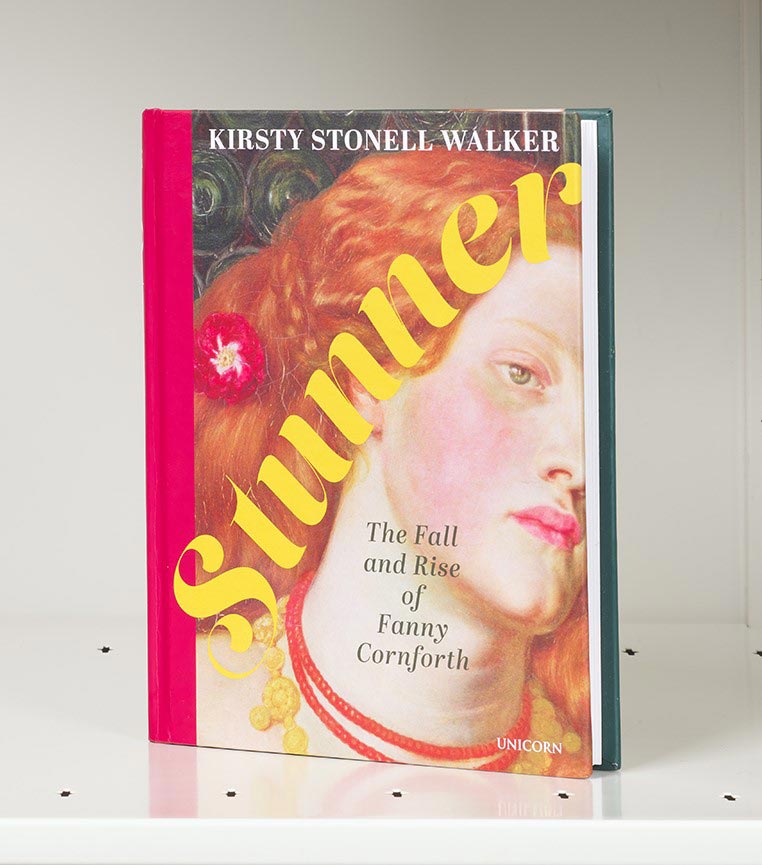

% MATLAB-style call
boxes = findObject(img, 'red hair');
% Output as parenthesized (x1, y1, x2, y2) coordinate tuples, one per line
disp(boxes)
(193, 148, 590, 735)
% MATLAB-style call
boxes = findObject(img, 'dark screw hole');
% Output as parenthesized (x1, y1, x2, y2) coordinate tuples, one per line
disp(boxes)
(59, 790, 71, 797)
(226, 790, 237, 797)
(391, 790, 403, 798)
(99, 646, 111, 653)
(623, 648, 638, 656)
(557, 792, 570, 799)
(755, 650, 762, 657)
(724, 794, 737, 801)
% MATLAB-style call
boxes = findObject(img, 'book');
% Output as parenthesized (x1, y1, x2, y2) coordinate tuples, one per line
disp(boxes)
(143, 108, 620, 779)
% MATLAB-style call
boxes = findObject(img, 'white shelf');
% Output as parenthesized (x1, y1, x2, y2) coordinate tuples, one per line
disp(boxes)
(1, 621, 760, 864)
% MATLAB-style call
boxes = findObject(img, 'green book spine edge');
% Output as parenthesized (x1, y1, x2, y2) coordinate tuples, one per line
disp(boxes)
(573, 108, 621, 771)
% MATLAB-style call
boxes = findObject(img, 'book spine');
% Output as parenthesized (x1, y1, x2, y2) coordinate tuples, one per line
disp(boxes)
(594, 110, 620, 771)
(575, 107, 619, 771)
(142, 109, 197, 744)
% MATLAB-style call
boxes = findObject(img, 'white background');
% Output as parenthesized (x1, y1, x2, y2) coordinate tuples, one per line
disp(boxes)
(0, 0, 759, 625)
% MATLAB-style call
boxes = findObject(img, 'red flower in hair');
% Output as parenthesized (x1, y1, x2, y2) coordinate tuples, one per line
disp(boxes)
(194, 312, 265, 403)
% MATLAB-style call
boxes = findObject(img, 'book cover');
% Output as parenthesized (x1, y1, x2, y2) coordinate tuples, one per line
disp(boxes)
(143, 108, 619, 779)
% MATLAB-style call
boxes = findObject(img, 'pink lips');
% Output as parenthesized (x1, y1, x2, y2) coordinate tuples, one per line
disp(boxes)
(511, 506, 582, 552)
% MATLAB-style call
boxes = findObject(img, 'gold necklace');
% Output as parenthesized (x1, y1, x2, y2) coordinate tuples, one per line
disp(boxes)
(248, 595, 310, 755)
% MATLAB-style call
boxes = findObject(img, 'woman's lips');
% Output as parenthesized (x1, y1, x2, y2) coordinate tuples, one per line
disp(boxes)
(510, 506, 582, 552)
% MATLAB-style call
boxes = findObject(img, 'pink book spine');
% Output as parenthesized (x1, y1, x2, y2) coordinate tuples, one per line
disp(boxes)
(142, 109, 197, 744)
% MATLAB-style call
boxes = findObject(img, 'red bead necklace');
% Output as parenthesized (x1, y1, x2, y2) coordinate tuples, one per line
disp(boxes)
(285, 571, 532, 770)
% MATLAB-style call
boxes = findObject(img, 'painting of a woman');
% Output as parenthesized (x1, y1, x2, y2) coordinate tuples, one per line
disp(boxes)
(192, 148, 591, 778)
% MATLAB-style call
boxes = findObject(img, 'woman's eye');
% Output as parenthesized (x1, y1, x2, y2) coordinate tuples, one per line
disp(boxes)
(505, 363, 542, 388)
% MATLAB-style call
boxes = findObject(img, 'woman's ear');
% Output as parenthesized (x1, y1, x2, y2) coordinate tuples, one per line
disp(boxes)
(351, 386, 385, 436)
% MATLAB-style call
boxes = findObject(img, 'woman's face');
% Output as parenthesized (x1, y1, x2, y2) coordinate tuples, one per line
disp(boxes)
(378, 243, 586, 634)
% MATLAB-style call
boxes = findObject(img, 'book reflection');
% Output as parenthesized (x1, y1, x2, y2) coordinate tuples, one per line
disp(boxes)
(149, 742, 619, 819)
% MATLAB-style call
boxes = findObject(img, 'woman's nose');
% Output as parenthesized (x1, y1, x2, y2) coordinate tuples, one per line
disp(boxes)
(534, 390, 585, 493)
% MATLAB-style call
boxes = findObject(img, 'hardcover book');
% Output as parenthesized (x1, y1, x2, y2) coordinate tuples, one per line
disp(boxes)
(143, 108, 620, 778)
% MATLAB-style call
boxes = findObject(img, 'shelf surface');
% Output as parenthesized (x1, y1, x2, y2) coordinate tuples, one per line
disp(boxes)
(0, 620, 760, 864)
